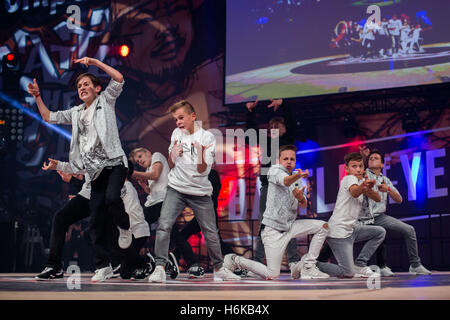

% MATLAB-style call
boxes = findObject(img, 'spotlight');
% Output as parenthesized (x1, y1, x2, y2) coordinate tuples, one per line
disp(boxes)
(402, 110, 420, 133)
(0, 104, 24, 145)
(342, 114, 358, 138)
(2, 52, 18, 69)
(119, 45, 130, 57)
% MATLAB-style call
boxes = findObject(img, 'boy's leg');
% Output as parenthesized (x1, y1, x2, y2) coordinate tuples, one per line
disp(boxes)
(374, 214, 421, 267)
(353, 224, 386, 267)
(375, 240, 387, 268)
(154, 187, 187, 267)
(261, 227, 291, 279)
(290, 220, 329, 266)
(254, 185, 268, 263)
(185, 195, 223, 270)
(143, 202, 163, 225)
(89, 171, 110, 269)
(317, 241, 334, 263)
(317, 237, 355, 277)
(104, 165, 129, 230)
(47, 195, 90, 269)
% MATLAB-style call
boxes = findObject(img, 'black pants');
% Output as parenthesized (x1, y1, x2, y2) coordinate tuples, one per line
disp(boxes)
(178, 208, 235, 256)
(317, 239, 387, 267)
(47, 195, 90, 269)
(110, 234, 149, 279)
(89, 165, 129, 269)
(144, 202, 199, 267)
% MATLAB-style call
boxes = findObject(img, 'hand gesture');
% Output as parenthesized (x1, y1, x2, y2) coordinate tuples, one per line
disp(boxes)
(246, 100, 258, 112)
(293, 168, 309, 179)
(378, 180, 389, 192)
(293, 186, 306, 201)
(267, 98, 283, 111)
(42, 158, 59, 171)
(27, 78, 40, 97)
(170, 140, 183, 161)
(137, 179, 150, 194)
(56, 170, 72, 183)
(359, 145, 370, 158)
(74, 57, 97, 68)
(363, 178, 376, 189)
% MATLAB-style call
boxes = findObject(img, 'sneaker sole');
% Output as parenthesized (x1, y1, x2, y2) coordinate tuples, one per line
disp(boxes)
(35, 276, 63, 281)
(301, 275, 330, 280)
(168, 252, 179, 279)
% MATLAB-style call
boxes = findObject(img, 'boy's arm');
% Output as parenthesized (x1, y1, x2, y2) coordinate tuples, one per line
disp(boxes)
(133, 162, 163, 181)
(379, 178, 403, 203)
(349, 179, 381, 202)
(75, 57, 123, 83)
(284, 169, 309, 187)
(293, 186, 307, 209)
(27, 78, 51, 122)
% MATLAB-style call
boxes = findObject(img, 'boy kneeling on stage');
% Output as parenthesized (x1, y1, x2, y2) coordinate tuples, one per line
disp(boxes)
(224, 145, 330, 280)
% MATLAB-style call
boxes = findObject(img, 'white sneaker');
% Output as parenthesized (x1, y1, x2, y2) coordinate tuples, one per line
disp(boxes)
(290, 255, 307, 280)
(223, 254, 238, 272)
(91, 265, 113, 282)
(148, 265, 166, 283)
(380, 266, 395, 277)
(214, 267, 241, 281)
(301, 264, 330, 279)
(409, 264, 432, 275)
(354, 265, 380, 278)
(118, 227, 132, 249)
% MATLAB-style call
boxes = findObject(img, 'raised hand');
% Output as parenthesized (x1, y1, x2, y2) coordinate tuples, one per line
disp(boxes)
(42, 158, 59, 171)
(246, 100, 258, 112)
(74, 57, 97, 68)
(267, 98, 283, 111)
(359, 145, 370, 158)
(27, 78, 40, 97)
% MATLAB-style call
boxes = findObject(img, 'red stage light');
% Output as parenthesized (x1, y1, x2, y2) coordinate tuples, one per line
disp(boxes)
(6, 53, 15, 61)
(119, 45, 130, 57)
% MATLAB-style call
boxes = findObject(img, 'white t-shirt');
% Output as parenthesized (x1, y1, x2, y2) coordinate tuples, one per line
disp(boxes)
(79, 104, 98, 155)
(144, 152, 169, 207)
(167, 127, 216, 196)
(122, 181, 150, 238)
(388, 19, 402, 36)
(327, 175, 364, 238)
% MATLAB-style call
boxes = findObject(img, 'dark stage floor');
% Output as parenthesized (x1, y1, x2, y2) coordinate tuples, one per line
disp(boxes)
(1, 272, 450, 300)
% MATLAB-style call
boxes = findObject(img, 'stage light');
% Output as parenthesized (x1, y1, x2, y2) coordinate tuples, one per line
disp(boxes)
(119, 45, 130, 57)
(2, 52, 18, 68)
(342, 114, 358, 138)
(402, 110, 420, 133)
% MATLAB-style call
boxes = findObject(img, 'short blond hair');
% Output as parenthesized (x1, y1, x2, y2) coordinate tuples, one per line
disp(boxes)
(129, 147, 149, 163)
(168, 100, 195, 114)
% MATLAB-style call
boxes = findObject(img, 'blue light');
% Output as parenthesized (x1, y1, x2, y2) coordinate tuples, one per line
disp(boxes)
(0, 91, 72, 140)
(411, 154, 421, 187)
(258, 17, 268, 24)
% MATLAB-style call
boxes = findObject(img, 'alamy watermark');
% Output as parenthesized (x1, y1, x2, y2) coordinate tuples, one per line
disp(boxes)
(66, 264, 81, 290)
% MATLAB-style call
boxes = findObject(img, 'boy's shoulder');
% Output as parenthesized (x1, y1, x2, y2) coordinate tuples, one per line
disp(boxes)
(341, 174, 359, 186)
(268, 164, 288, 175)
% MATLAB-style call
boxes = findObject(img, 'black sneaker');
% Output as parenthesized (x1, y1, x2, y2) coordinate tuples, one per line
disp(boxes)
(111, 264, 121, 278)
(234, 268, 248, 277)
(131, 267, 147, 280)
(188, 264, 205, 278)
(147, 253, 156, 275)
(165, 252, 179, 279)
(35, 267, 64, 280)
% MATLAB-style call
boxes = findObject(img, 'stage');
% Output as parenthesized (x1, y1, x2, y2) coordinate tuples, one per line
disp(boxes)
(1, 272, 450, 300)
